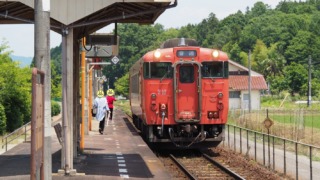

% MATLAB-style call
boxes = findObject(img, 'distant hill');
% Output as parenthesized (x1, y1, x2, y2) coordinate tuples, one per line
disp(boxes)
(10, 55, 33, 67)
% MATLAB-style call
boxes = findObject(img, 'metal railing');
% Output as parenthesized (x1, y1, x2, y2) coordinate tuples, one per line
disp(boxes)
(228, 108, 320, 146)
(223, 124, 320, 180)
(1, 121, 31, 152)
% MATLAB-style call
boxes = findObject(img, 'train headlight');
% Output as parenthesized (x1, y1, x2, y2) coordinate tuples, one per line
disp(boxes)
(212, 50, 219, 58)
(154, 49, 161, 59)
(151, 93, 157, 100)
(218, 92, 223, 99)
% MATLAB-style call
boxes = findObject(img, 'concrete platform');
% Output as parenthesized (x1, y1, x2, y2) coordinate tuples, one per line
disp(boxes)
(0, 109, 171, 180)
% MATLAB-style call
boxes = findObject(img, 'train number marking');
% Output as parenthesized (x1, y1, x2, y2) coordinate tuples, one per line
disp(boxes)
(157, 89, 167, 95)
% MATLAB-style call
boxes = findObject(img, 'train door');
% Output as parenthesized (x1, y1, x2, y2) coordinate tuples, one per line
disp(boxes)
(175, 64, 200, 122)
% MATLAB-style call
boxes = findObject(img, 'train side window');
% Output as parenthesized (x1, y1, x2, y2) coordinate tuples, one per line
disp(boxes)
(143, 62, 173, 79)
(180, 66, 194, 83)
(201, 62, 227, 78)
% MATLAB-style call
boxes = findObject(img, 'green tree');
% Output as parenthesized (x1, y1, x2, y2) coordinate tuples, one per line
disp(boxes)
(51, 44, 62, 75)
(223, 42, 243, 63)
(0, 40, 12, 63)
(301, 78, 320, 97)
(309, 12, 320, 36)
(178, 24, 197, 41)
(195, 13, 219, 47)
(51, 61, 62, 100)
(267, 75, 288, 95)
(0, 104, 6, 135)
(246, 1, 271, 18)
(114, 73, 129, 98)
(0, 42, 32, 131)
(276, 1, 317, 14)
(251, 39, 268, 73)
(285, 30, 320, 64)
(283, 63, 308, 96)
(103, 23, 165, 89)
(0, 61, 31, 131)
(261, 43, 286, 77)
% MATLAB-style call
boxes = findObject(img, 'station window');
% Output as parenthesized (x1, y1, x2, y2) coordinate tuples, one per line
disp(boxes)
(143, 62, 173, 79)
(201, 61, 228, 78)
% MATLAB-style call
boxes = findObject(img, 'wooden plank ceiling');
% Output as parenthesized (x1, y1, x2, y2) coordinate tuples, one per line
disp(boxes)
(0, 1, 173, 36)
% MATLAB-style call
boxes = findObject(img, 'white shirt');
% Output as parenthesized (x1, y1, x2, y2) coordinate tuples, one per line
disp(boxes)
(93, 97, 109, 121)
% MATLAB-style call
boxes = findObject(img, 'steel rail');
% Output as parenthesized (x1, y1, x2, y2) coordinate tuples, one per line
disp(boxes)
(169, 154, 198, 180)
(202, 153, 245, 180)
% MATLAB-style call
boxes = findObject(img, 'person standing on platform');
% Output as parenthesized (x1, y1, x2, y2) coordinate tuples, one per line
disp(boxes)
(93, 90, 109, 134)
(106, 89, 116, 121)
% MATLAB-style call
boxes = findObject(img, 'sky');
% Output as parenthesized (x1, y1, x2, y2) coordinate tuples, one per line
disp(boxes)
(0, 0, 284, 57)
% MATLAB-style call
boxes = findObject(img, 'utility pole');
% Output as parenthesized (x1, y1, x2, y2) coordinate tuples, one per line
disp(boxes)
(307, 55, 312, 107)
(34, 0, 51, 179)
(248, 50, 252, 112)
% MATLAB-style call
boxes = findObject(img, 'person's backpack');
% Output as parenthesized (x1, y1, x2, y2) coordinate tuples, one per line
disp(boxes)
(91, 108, 97, 117)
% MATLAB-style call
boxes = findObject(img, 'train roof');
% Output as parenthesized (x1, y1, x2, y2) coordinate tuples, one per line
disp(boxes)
(130, 38, 229, 72)
(160, 38, 199, 48)
(141, 47, 229, 62)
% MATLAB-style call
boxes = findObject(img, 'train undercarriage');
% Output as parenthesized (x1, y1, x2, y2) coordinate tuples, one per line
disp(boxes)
(132, 115, 225, 149)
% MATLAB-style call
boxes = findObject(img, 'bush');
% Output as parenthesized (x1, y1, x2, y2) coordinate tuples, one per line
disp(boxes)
(0, 104, 6, 135)
(51, 101, 61, 116)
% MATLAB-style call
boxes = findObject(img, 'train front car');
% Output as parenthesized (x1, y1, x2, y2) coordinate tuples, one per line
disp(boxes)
(129, 38, 229, 148)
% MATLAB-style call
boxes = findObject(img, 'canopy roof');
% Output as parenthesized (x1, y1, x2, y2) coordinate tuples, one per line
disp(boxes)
(0, 0, 174, 36)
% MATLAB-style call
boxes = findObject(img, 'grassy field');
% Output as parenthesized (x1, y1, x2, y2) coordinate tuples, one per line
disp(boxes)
(114, 100, 131, 115)
(270, 113, 320, 129)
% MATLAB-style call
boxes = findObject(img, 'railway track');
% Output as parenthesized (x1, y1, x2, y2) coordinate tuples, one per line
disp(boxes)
(164, 150, 245, 180)
(125, 112, 286, 180)
(170, 153, 245, 180)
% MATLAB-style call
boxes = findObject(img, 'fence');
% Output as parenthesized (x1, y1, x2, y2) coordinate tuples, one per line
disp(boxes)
(223, 124, 320, 180)
(1, 121, 31, 152)
(228, 108, 320, 147)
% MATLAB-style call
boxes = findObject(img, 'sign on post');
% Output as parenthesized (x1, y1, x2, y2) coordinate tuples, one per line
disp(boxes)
(85, 33, 119, 58)
(86, 46, 113, 58)
(111, 56, 120, 64)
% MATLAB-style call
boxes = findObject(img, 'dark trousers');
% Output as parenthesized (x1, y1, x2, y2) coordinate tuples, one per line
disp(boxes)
(108, 108, 113, 120)
(99, 117, 105, 131)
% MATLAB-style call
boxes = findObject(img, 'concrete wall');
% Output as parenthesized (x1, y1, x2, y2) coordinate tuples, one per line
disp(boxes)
(229, 90, 261, 110)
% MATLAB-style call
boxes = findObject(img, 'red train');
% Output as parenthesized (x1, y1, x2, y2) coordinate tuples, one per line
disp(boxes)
(129, 38, 229, 148)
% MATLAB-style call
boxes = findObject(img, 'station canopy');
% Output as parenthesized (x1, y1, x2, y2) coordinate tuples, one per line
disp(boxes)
(0, 0, 173, 36)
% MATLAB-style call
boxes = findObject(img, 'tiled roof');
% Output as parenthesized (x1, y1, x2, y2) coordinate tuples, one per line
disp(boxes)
(229, 75, 268, 90)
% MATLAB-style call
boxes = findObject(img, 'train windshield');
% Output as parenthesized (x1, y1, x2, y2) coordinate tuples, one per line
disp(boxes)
(179, 66, 194, 83)
(143, 62, 173, 79)
(201, 61, 229, 78)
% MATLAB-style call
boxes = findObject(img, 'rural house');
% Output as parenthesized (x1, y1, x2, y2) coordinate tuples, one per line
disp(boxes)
(228, 60, 268, 110)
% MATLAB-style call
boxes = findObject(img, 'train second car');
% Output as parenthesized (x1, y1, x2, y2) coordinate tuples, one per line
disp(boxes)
(129, 38, 229, 148)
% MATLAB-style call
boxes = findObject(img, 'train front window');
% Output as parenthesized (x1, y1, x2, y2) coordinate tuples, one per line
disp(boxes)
(201, 62, 228, 78)
(179, 66, 194, 83)
(143, 62, 173, 79)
